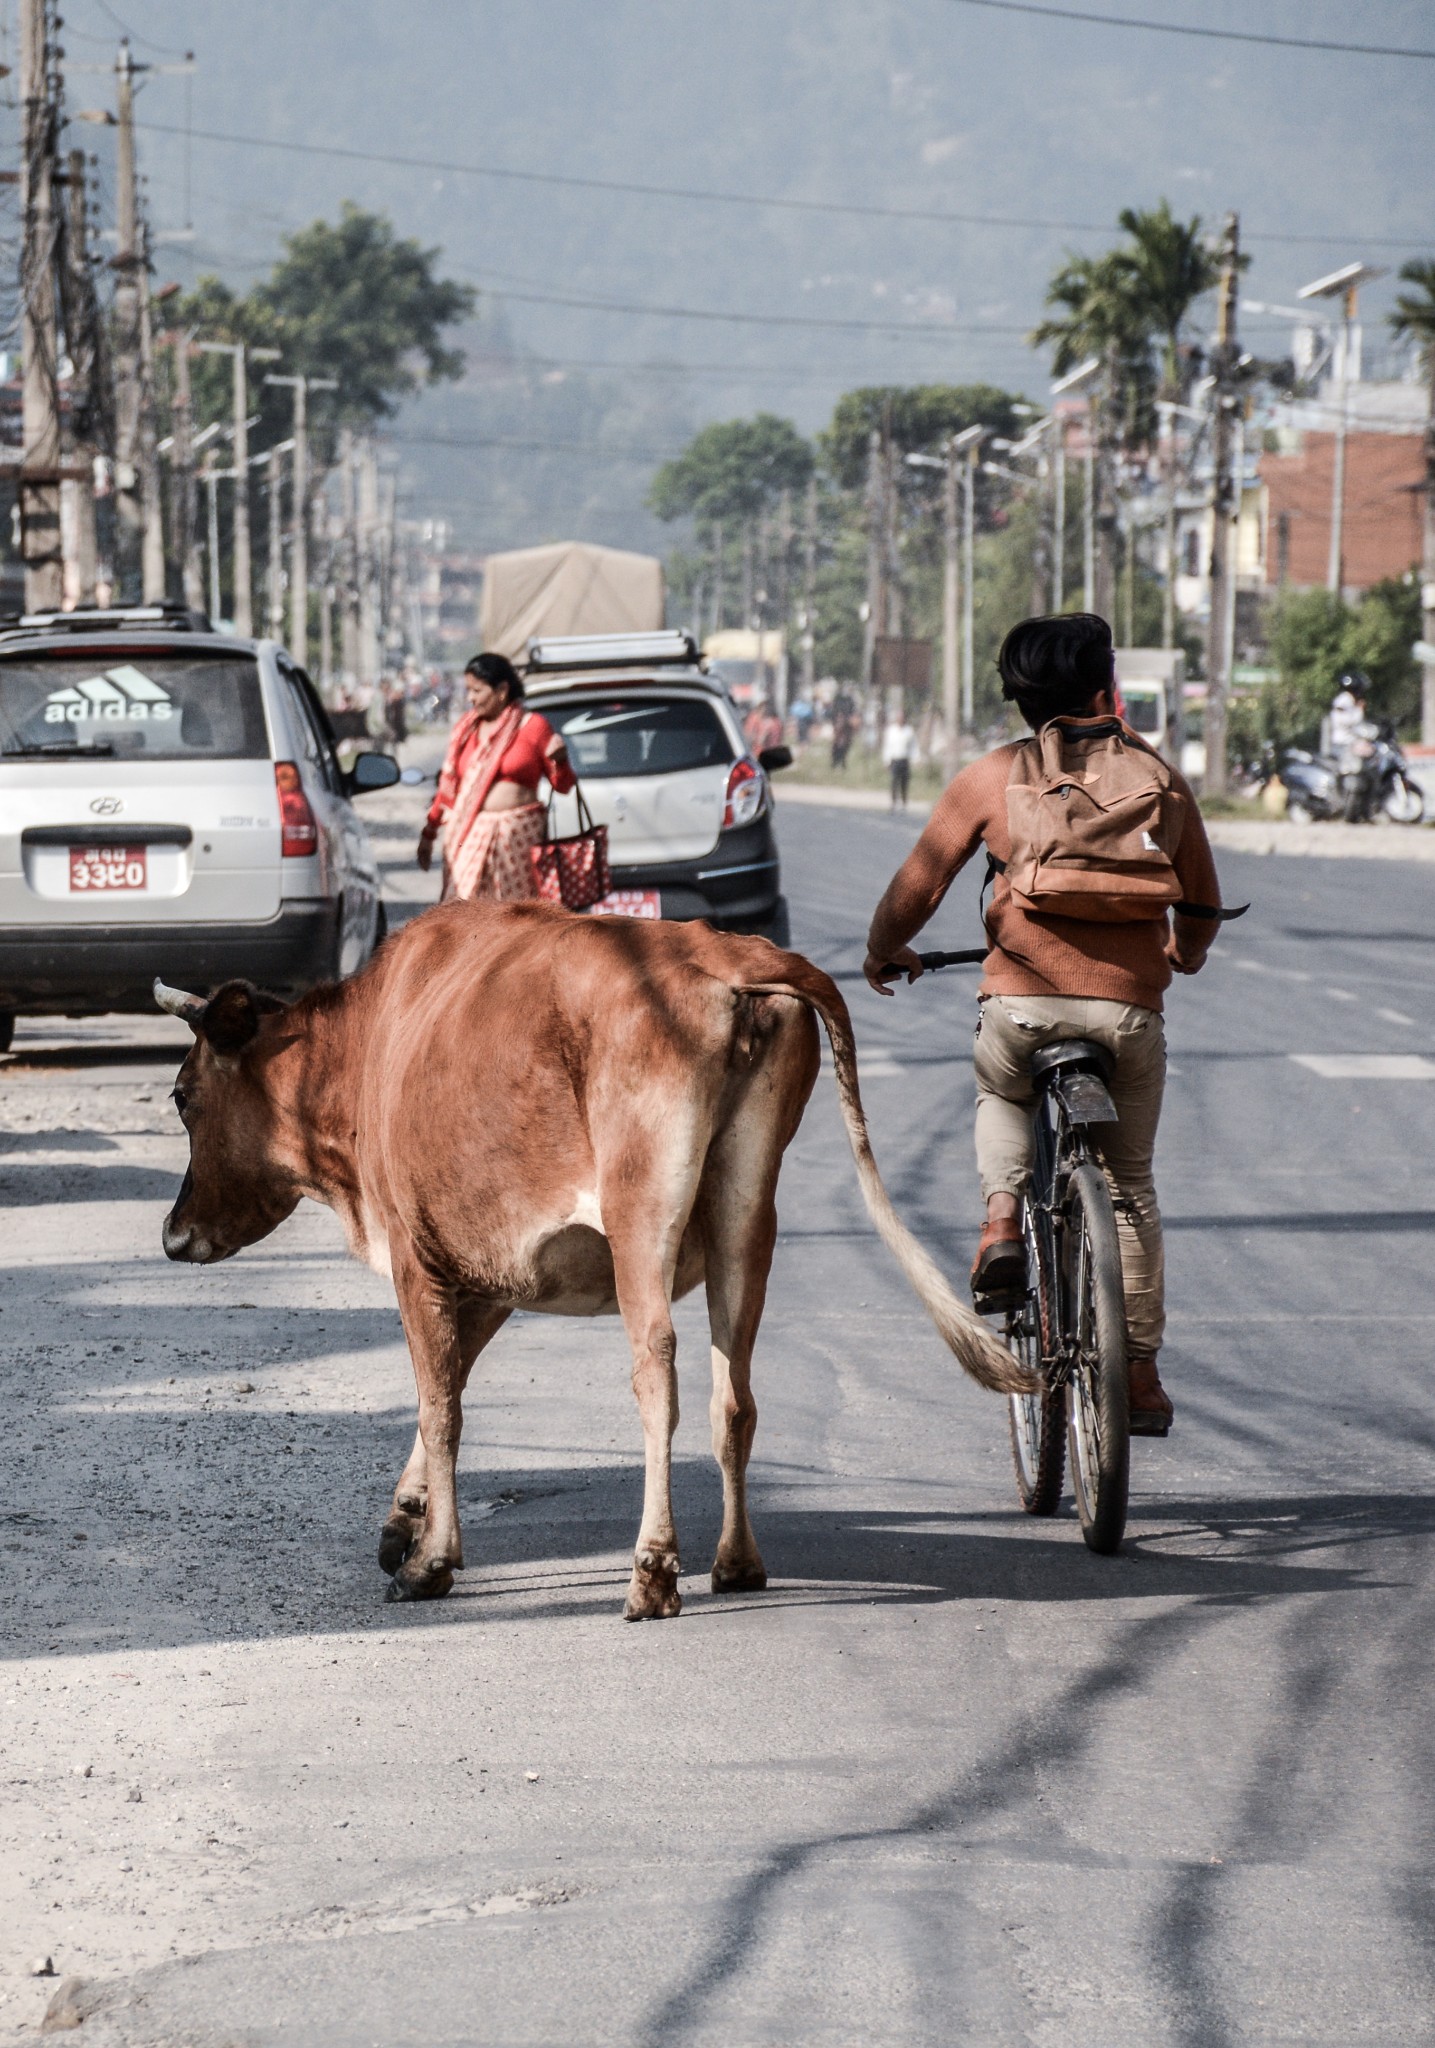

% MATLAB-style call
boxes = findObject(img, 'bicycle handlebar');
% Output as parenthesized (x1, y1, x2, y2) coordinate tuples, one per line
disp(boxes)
(874, 946, 987, 981)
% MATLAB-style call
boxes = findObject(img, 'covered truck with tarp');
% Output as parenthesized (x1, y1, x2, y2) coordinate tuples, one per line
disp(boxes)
(479, 542, 665, 662)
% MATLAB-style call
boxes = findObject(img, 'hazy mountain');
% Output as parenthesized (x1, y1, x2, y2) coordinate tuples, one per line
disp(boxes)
(42, 0, 1435, 550)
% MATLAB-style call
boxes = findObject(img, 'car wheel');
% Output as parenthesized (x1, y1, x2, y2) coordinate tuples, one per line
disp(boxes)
(1285, 799, 1313, 824)
(0, 1011, 13, 1055)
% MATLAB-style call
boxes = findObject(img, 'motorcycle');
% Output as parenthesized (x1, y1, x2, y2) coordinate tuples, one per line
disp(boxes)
(1280, 721, 1425, 826)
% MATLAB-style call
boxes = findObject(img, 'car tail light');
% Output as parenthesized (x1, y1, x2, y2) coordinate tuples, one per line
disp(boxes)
(722, 757, 766, 831)
(274, 761, 318, 857)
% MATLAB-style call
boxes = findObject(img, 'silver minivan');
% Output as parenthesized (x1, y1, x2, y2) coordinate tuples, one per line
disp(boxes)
(0, 604, 397, 1047)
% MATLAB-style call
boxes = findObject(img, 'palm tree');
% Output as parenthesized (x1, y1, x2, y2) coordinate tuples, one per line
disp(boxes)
(1033, 250, 1151, 623)
(1113, 203, 1223, 648)
(1390, 259, 1435, 743)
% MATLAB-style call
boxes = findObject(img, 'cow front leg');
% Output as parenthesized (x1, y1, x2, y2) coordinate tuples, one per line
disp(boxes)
(383, 1250, 466, 1602)
(378, 1297, 509, 1579)
(379, 1427, 428, 1575)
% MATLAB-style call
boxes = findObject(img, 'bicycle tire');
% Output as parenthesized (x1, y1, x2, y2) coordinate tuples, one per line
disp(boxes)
(1064, 1161, 1129, 1554)
(1008, 1119, 1064, 1514)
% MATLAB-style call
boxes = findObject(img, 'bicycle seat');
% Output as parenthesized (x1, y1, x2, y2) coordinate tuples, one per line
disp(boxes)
(1029, 1039, 1114, 1087)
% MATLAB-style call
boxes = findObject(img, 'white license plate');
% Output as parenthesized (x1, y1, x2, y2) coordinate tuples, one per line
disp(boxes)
(592, 889, 661, 920)
(69, 845, 148, 892)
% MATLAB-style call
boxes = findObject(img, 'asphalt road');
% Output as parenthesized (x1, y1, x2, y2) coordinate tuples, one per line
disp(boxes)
(4, 789, 1435, 2046)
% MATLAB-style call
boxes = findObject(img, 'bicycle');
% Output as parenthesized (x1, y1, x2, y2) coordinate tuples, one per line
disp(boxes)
(900, 951, 1130, 1554)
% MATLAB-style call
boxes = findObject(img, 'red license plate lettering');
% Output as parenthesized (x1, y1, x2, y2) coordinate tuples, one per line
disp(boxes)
(591, 889, 661, 919)
(69, 845, 148, 892)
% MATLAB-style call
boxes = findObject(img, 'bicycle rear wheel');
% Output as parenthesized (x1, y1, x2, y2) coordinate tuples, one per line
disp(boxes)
(1064, 1161, 1129, 1554)
(1008, 1194, 1064, 1516)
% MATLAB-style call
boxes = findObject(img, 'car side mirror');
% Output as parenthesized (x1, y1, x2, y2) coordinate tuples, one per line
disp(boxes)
(345, 751, 401, 797)
(758, 745, 793, 773)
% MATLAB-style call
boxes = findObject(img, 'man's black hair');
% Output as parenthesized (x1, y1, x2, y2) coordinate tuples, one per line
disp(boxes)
(464, 650, 525, 703)
(997, 613, 1114, 728)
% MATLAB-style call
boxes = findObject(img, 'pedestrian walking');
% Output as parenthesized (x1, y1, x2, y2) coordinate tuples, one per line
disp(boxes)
(382, 678, 409, 756)
(882, 710, 916, 808)
(418, 653, 576, 902)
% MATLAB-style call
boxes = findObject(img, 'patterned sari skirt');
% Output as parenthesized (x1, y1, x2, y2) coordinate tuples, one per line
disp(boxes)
(442, 802, 547, 903)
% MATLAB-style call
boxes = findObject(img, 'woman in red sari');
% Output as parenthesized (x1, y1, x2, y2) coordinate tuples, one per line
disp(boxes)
(417, 653, 576, 900)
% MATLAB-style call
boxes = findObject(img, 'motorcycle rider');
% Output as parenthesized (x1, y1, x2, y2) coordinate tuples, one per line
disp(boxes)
(862, 612, 1227, 1437)
(1328, 673, 1369, 769)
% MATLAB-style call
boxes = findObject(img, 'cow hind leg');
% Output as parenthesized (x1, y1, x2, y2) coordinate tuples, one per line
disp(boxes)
(702, 1164, 781, 1595)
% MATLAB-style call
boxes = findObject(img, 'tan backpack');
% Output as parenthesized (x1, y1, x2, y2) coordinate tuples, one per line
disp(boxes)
(1000, 718, 1187, 924)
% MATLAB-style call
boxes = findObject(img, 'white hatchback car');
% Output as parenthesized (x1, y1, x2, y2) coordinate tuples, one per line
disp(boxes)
(524, 630, 790, 940)
(0, 603, 397, 1049)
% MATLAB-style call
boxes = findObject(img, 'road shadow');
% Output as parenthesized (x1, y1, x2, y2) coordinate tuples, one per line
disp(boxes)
(6, 1424, 1418, 1666)
(0, 1162, 182, 1204)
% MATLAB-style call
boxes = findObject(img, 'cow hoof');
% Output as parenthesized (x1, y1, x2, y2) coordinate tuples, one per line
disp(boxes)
(623, 1549, 682, 1621)
(378, 1516, 417, 1576)
(711, 1557, 768, 1594)
(385, 1556, 454, 1603)
(396, 1489, 426, 1516)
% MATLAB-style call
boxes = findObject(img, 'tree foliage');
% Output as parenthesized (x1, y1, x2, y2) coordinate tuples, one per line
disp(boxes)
(648, 413, 814, 525)
(1390, 258, 1435, 362)
(820, 384, 1023, 492)
(171, 204, 475, 460)
(1241, 579, 1424, 752)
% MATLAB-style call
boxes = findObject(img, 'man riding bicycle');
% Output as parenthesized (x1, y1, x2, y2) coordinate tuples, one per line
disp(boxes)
(862, 613, 1226, 1437)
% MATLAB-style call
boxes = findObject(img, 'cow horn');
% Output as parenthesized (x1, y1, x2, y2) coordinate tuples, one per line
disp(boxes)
(153, 977, 207, 1024)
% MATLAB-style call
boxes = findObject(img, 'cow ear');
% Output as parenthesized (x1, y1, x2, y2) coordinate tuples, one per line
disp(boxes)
(199, 982, 282, 1057)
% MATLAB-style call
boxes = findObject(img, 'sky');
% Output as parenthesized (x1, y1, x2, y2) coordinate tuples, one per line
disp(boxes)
(12, 0, 1435, 549)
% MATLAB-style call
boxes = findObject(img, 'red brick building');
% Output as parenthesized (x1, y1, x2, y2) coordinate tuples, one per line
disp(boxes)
(1260, 430, 1425, 592)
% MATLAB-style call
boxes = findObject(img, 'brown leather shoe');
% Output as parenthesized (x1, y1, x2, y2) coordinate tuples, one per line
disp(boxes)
(971, 1215, 1026, 1301)
(1129, 1354, 1173, 1437)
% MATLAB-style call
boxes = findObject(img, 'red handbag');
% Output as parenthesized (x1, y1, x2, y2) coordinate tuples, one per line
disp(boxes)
(529, 780, 611, 912)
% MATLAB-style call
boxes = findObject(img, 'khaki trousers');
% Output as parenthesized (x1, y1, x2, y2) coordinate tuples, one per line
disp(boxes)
(972, 994, 1167, 1357)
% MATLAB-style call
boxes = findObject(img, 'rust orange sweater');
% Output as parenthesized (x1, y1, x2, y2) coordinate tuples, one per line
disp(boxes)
(866, 723, 1224, 1014)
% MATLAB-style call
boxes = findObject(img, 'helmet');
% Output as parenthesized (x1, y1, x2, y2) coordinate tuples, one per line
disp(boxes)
(1336, 670, 1371, 697)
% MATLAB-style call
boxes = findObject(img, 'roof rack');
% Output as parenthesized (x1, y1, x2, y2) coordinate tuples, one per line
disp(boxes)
(525, 629, 700, 673)
(0, 601, 214, 637)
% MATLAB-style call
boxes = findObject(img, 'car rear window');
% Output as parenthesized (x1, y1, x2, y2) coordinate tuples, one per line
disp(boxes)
(545, 695, 735, 778)
(0, 651, 269, 761)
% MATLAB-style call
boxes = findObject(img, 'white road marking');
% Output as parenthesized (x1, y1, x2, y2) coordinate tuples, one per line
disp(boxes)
(1291, 1054, 1435, 1079)
(1324, 986, 1357, 1003)
(1228, 959, 1313, 983)
(1378, 1007, 1417, 1027)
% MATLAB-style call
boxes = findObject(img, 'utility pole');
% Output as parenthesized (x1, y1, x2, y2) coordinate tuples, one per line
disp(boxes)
(961, 434, 979, 733)
(942, 433, 960, 771)
(800, 476, 817, 703)
(266, 442, 284, 636)
(136, 221, 164, 600)
(111, 39, 145, 599)
(1422, 336, 1435, 746)
(202, 452, 224, 623)
(1204, 210, 1241, 799)
(196, 339, 279, 635)
(62, 145, 99, 606)
(1051, 413, 1066, 615)
(357, 436, 380, 688)
(169, 330, 202, 608)
(862, 426, 882, 693)
(19, 0, 62, 611)
(265, 371, 336, 670)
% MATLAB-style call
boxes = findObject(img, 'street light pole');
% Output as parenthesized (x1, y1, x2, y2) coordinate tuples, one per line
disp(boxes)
(1299, 261, 1384, 598)
(1051, 414, 1066, 614)
(265, 372, 337, 670)
(197, 339, 280, 635)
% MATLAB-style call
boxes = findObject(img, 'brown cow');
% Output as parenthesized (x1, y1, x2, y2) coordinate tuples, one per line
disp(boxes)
(156, 900, 1029, 1618)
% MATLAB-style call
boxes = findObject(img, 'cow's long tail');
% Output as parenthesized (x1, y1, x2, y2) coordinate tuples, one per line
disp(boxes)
(736, 957, 1036, 1396)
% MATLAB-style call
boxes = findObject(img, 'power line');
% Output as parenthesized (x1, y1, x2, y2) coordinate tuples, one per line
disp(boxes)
(491, 285, 1032, 337)
(132, 117, 1435, 251)
(390, 431, 683, 460)
(941, 0, 1435, 61)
